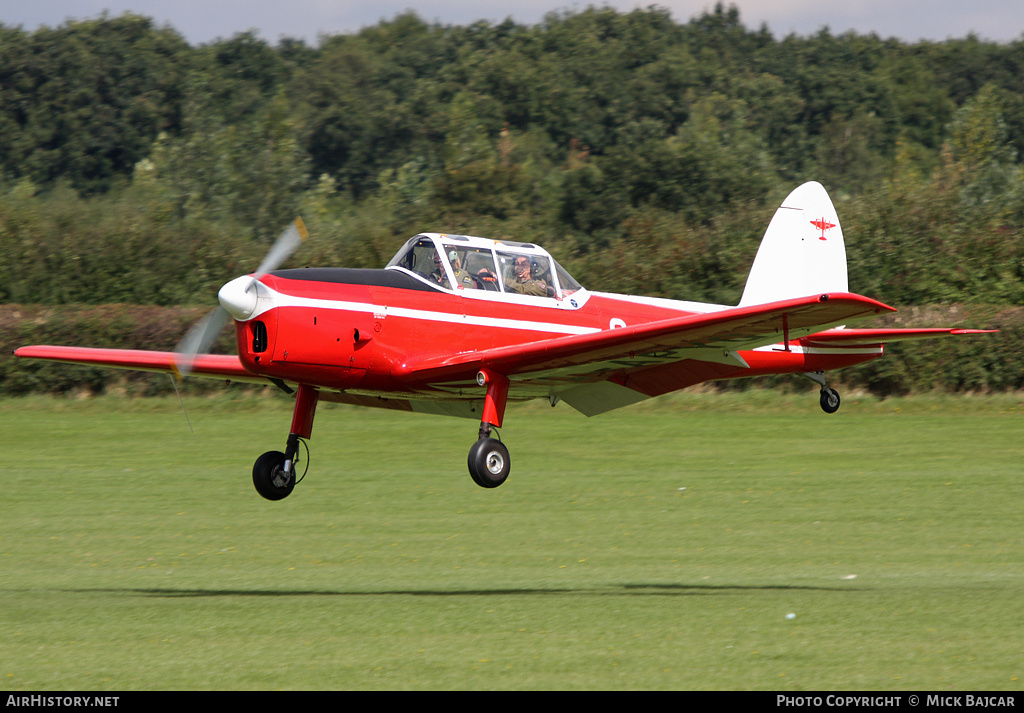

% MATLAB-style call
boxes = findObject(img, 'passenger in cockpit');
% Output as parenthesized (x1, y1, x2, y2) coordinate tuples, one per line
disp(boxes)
(430, 249, 474, 290)
(449, 252, 476, 290)
(428, 250, 447, 285)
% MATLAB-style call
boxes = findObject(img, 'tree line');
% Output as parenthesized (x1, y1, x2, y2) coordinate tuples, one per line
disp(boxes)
(1, 5, 1021, 394)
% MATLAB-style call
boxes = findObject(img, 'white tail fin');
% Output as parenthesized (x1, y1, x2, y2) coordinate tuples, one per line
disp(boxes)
(739, 182, 848, 307)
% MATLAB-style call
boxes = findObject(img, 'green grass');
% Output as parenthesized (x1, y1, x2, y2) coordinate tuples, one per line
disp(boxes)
(1, 391, 1022, 690)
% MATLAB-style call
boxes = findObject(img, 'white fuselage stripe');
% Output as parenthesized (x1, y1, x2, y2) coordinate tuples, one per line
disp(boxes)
(588, 291, 729, 313)
(255, 286, 601, 336)
(252, 284, 877, 349)
(385, 305, 600, 334)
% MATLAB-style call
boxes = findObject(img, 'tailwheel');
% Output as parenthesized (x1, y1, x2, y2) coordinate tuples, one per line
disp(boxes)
(252, 450, 296, 501)
(468, 437, 511, 488)
(819, 387, 841, 414)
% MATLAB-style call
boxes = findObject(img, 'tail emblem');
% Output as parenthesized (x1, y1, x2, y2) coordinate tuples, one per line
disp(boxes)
(810, 217, 836, 240)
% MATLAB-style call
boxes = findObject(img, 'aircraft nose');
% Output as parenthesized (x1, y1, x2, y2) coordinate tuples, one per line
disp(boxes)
(218, 276, 260, 321)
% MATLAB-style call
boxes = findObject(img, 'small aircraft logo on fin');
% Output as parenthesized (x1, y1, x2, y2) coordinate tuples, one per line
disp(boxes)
(810, 217, 836, 240)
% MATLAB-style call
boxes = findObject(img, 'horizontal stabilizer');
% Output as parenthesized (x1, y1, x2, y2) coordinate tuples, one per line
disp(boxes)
(802, 328, 997, 346)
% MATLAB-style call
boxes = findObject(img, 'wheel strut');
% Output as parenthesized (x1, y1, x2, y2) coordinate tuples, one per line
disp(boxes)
(285, 383, 319, 471)
(282, 433, 302, 478)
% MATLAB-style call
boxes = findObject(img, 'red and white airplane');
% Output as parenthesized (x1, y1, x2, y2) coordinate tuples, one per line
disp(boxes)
(15, 182, 994, 500)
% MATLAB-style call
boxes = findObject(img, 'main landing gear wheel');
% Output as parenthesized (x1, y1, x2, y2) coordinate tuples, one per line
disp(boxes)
(252, 450, 295, 501)
(468, 437, 511, 488)
(819, 387, 841, 414)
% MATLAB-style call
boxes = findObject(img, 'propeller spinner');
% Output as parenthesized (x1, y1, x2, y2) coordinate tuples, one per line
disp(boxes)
(172, 218, 307, 378)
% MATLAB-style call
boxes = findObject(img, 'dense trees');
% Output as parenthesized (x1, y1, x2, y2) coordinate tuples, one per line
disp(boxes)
(2, 5, 1023, 394)
(0, 14, 190, 194)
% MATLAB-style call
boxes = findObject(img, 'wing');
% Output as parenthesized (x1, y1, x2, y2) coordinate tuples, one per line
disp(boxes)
(12, 345, 267, 384)
(398, 292, 895, 388)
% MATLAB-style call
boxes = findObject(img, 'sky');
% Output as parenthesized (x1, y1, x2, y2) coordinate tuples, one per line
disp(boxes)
(2, 0, 1023, 46)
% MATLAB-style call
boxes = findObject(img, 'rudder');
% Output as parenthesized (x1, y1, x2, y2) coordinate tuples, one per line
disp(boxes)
(739, 182, 848, 307)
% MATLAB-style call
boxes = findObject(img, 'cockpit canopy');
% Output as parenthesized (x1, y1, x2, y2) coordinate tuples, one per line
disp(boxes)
(385, 233, 584, 302)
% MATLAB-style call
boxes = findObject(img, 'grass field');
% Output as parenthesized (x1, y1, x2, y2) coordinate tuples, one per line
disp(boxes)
(1, 390, 1021, 690)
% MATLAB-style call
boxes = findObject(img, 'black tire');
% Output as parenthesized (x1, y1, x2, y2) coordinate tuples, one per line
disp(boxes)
(467, 438, 511, 488)
(819, 388, 841, 414)
(252, 450, 295, 501)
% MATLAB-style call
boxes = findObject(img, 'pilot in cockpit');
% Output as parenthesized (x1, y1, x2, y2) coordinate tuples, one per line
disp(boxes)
(504, 256, 550, 297)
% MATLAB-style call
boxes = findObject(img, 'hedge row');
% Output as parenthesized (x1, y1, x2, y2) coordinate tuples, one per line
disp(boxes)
(0, 304, 233, 396)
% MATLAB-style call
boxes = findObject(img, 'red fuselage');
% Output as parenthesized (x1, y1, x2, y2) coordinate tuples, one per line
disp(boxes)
(233, 268, 881, 403)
